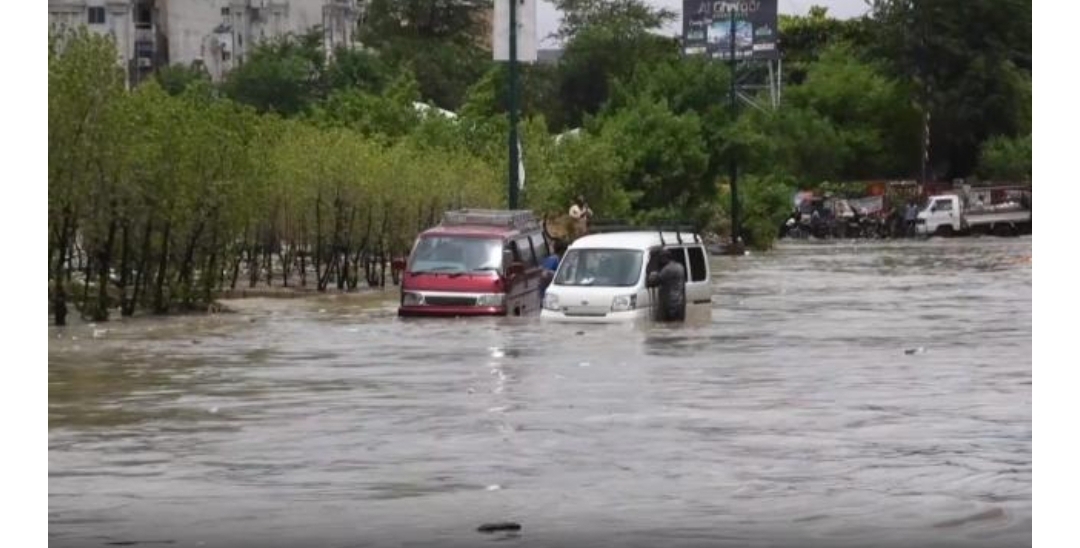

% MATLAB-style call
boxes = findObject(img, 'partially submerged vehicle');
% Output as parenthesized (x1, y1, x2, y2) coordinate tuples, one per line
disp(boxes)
(397, 209, 550, 317)
(916, 187, 1032, 237)
(540, 228, 712, 323)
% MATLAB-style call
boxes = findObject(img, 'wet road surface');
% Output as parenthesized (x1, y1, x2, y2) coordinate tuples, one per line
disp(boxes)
(49, 238, 1032, 548)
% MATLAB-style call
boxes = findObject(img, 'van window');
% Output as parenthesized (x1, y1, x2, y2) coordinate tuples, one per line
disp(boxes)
(648, 247, 689, 281)
(687, 246, 707, 282)
(555, 249, 643, 287)
(933, 199, 954, 212)
(409, 236, 503, 273)
(515, 237, 536, 266)
(530, 234, 549, 260)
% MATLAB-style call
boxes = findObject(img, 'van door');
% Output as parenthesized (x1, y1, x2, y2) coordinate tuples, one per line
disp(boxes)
(684, 245, 712, 305)
(920, 196, 958, 234)
(505, 232, 544, 315)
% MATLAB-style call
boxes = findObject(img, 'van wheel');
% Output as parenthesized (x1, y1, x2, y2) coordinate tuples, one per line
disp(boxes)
(993, 224, 1015, 237)
(935, 225, 954, 238)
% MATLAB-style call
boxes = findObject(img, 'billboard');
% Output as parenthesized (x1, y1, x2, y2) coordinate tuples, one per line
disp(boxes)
(682, 1, 778, 60)
(494, 0, 538, 63)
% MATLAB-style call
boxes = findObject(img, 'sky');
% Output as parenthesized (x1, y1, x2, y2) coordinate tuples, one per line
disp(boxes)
(534, 0, 872, 47)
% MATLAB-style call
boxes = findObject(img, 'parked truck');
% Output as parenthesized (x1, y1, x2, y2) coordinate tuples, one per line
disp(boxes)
(916, 187, 1031, 237)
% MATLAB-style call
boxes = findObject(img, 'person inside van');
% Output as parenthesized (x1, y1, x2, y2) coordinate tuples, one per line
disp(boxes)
(646, 249, 686, 322)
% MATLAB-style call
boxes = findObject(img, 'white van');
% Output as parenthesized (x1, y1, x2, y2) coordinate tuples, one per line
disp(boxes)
(540, 230, 713, 323)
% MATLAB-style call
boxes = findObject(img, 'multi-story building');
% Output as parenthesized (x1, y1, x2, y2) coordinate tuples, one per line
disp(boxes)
(48, 1, 365, 85)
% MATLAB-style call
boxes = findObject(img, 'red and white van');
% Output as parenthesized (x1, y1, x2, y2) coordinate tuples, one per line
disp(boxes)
(397, 209, 550, 317)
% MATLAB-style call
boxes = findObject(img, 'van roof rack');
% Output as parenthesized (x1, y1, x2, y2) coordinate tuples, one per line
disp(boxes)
(586, 220, 701, 246)
(441, 209, 538, 230)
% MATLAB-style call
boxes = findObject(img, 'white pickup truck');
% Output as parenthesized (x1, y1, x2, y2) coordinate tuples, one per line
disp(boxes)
(916, 191, 1032, 237)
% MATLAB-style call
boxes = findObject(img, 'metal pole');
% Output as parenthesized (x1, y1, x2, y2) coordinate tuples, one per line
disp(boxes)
(508, 0, 520, 210)
(728, 13, 740, 247)
(777, 56, 782, 104)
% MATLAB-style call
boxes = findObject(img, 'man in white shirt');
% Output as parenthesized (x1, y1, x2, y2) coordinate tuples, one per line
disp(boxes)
(568, 194, 593, 221)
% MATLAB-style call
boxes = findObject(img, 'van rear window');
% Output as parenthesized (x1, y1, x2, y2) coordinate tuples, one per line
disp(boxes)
(687, 246, 707, 282)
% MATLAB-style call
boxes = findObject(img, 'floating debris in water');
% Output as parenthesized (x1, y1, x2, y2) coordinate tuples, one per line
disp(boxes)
(579, 361, 591, 367)
(208, 407, 219, 414)
(92, 329, 108, 339)
(477, 522, 521, 533)
(489, 347, 505, 358)
(904, 347, 926, 355)
(575, 331, 585, 336)
(485, 484, 502, 491)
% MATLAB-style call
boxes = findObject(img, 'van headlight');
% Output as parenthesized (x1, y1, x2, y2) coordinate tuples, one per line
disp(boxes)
(476, 293, 506, 307)
(611, 294, 637, 312)
(402, 291, 424, 306)
(543, 293, 560, 311)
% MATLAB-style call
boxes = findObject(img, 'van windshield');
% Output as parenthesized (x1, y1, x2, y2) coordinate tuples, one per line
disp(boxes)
(408, 236, 503, 274)
(554, 249, 643, 287)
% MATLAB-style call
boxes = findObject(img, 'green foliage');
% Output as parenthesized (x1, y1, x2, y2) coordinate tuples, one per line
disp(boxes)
(784, 45, 922, 179)
(598, 98, 710, 217)
(977, 134, 1031, 182)
(865, 0, 1032, 178)
(154, 63, 211, 96)
(719, 175, 798, 250)
(222, 30, 326, 115)
(553, 1, 679, 128)
(324, 46, 392, 94)
(358, 0, 490, 109)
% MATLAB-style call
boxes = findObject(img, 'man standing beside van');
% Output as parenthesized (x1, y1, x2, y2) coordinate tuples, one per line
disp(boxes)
(647, 249, 686, 322)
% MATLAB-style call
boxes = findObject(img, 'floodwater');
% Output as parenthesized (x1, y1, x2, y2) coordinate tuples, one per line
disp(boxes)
(49, 238, 1032, 548)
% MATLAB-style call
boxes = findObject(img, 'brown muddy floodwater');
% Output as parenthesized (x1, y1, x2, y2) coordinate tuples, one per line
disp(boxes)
(49, 238, 1032, 548)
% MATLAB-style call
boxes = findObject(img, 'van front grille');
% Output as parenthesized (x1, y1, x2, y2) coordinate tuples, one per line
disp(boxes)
(425, 296, 477, 306)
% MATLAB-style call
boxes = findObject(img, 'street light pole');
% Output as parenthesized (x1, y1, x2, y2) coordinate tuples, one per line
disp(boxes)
(728, 13, 740, 247)
(507, 0, 520, 210)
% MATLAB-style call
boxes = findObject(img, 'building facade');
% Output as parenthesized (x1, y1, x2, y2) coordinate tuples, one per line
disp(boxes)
(48, 0, 365, 85)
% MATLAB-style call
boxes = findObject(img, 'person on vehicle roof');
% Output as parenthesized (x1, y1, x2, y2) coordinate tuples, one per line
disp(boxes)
(646, 249, 686, 322)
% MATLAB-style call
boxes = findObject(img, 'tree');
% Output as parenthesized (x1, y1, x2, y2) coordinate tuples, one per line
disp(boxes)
(222, 30, 326, 115)
(598, 98, 711, 221)
(552, 0, 675, 41)
(358, 0, 490, 109)
(154, 63, 211, 96)
(977, 134, 1031, 183)
(778, 6, 868, 85)
(784, 45, 922, 179)
(552, 0, 678, 128)
(49, 28, 127, 325)
(865, 0, 1032, 178)
(324, 46, 392, 95)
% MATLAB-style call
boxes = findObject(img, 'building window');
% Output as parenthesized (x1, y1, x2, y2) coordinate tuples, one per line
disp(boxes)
(135, 5, 152, 28)
(221, 7, 230, 16)
(88, 7, 106, 25)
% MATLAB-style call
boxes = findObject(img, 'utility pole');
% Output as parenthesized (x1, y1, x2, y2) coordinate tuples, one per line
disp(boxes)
(728, 13, 740, 247)
(507, 0, 520, 210)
